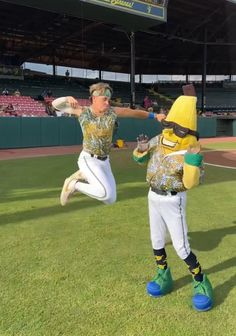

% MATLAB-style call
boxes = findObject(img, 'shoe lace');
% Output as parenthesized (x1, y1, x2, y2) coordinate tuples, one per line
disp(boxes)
(194, 281, 207, 295)
(153, 269, 165, 282)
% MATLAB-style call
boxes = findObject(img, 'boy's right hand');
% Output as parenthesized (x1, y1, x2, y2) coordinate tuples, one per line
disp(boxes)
(187, 143, 201, 154)
(67, 96, 79, 108)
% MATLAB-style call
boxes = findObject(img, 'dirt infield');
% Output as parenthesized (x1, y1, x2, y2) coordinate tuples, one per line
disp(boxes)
(0, 145, 82, 161)
(203, 149, 236, 168)
(200, 137, 236, 168)
(0, 137, 236, 168)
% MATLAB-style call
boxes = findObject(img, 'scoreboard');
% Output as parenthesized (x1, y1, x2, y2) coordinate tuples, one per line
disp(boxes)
(82, 0, 167, 22)
(4, 0, 168, 28)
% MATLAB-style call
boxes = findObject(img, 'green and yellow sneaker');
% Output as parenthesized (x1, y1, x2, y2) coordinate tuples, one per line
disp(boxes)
(192, 274, 213, 311)
(147, 267, 173, 297)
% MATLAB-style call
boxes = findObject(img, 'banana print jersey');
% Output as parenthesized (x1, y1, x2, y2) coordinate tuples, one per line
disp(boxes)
(147, 135, 188, 192)
(78, 107, 117, 156)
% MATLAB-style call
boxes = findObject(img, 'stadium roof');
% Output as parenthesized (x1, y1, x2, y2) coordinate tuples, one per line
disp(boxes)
(1, 0, 236, 75)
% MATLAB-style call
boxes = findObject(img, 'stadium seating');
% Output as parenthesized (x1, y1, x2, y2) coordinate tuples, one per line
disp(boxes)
(0, 95, 48, 117)
(1, 75, 236, 116)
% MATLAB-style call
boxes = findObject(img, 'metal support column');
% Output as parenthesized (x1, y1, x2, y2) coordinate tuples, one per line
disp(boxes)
(130, 31, 135, 108)
(186, 74, 189, 84)
(53, 64, 56, 77)
(201, 28, 207, 113)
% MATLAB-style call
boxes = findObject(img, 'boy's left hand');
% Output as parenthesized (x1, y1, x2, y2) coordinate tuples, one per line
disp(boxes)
(156, 113, 166, 122)
(137, 134, 149, 152)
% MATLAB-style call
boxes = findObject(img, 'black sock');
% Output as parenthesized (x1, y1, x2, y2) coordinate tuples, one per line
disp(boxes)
(153, 248, 167, 270)
(184, 251, 203, 282)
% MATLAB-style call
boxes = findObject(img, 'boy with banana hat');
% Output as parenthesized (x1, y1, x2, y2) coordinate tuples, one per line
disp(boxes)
(133, 85, 213, 311)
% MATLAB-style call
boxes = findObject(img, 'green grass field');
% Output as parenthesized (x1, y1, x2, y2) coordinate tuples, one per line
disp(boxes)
(0, 143, 236, 336)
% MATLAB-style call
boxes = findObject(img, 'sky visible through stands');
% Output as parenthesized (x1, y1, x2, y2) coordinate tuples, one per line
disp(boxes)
(24, 62, 236, 83)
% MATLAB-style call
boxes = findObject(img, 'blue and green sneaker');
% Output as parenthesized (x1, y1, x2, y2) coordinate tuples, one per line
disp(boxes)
(192, 274, 213, 311)
(147, 267, 173, 297)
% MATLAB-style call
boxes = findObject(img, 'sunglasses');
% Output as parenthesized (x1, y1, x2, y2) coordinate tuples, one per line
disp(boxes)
(161, 120, 199, 140)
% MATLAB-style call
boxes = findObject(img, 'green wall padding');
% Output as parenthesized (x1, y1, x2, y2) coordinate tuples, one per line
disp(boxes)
(59, 117, 79, 145)
(233, 120, 236, 136)
(41, 117, 60, 146)
(21, 118, 41, 147)
(0, 117, 21, 148)
(0, 116, 229, 149)
(117, 118, 163, 141)
(198, 117, 217, 138)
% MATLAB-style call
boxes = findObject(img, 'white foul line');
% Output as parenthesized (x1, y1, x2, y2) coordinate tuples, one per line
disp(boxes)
(204, 162, 236, 170)
(202, 149, 236, 169)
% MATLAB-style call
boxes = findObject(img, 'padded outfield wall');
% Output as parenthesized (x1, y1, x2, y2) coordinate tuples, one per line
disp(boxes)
(0, 117, 222, 149)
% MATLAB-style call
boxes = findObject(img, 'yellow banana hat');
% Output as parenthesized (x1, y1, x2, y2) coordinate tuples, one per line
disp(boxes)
(165, 95, 197, 131)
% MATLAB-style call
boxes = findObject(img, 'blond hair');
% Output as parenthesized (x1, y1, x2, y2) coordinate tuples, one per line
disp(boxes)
(89, 82, 113, 97)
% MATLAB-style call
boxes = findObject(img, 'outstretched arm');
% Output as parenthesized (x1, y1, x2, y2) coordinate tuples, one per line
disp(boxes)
(52, 96, 83, 116)
(114, 106, 165, 122)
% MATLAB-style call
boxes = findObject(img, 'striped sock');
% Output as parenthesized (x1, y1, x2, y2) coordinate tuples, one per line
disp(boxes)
(153, 248, 168, 270)
(184, 251, 203, 282)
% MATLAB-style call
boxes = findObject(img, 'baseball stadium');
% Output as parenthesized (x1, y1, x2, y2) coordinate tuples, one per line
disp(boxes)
(0, 1, 236, 335)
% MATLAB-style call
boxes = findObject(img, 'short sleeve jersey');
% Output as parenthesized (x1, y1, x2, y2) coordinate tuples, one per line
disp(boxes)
(78, 106, 117, 156)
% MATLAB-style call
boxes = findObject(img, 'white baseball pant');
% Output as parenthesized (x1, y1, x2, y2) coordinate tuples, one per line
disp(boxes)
(75, 150, 116, 204)
(148, 189, 190, 260)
